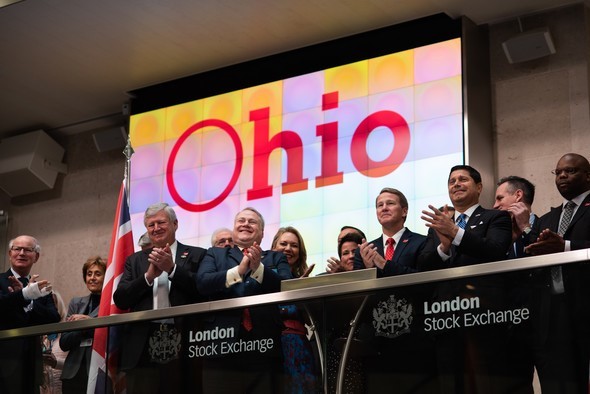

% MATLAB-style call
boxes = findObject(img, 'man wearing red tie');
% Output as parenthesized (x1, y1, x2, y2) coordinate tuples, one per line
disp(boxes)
(352, 188, 435, 393)
(196, 207, 292, 393)
(353, 187, 427, 276)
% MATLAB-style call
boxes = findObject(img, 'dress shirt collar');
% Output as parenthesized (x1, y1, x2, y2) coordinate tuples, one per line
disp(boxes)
(563, 190, 590, 211)
(455, 204, 480, 223)
(382, 227, 406, 248)
(10, 268, 28, 281)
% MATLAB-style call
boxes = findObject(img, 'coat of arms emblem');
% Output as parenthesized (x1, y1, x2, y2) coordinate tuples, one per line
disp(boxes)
(149, 323, 182, 363)
(372, 294, 413, 339)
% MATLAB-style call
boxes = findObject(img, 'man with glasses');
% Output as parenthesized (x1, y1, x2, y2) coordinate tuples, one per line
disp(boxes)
(210, 227, 234, 248)
(0, 235, 59, 394)
(196, 207, 292, 393)
(524, 153, 590, 392)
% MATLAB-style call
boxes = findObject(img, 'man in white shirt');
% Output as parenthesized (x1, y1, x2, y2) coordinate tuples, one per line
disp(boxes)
(114, 202, 206, 394)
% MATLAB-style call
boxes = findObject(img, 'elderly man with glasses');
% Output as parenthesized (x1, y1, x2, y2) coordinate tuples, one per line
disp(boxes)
(0, 235, 59, 394)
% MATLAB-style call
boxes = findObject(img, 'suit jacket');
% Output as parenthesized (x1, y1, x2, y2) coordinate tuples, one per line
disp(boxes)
(417, 206, 512, 305)
(528, 193, 590, 385)
(353, 228, 426, 277)
(0, 269, 60, 394)
(417, 206, 512, 270)
(196, 246, 292, 356)
(529, 194, 590, 300)
(197, 246, 292, 299)
(508, 215, 539, 259)
(531, 193, 590, 251)
(59, 294, 99, 379)
(113, 242, 206, 370)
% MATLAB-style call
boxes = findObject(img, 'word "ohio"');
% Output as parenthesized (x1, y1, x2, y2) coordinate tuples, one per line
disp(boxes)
(166, 91, 411, 212)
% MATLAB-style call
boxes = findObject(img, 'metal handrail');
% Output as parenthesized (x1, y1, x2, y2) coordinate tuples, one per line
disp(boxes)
(1, 249, 588, 339)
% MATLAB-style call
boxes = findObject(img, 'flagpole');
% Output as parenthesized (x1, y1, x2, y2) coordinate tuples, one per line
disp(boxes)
(123, 133, 134, 203)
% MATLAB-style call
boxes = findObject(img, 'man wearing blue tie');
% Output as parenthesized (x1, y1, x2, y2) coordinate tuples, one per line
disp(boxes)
(418, 165, 512, 394)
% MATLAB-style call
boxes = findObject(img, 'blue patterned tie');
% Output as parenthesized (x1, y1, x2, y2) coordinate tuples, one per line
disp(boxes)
(456, 213, 467, 229)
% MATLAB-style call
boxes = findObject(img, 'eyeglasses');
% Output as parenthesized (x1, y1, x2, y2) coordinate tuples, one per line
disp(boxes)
(10, 246, 37, 254)
(551, 167, 587, 176)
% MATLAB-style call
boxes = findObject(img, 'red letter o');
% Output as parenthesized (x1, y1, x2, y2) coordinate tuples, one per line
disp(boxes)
(350, 111, 410, 177)
(167, 119, 243, 212)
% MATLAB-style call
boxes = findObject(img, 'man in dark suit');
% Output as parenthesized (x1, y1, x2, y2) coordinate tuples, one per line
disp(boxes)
(351, 188, 434, 393)
(524, 153, 590, 393)
(494, 176, 538, 259)
(418, 165, 512, 394)
(196, 207, 292, 393)
(494, 175, 539, 392)
(354, 187, 426, 276)
(0, 235, 60, 394)
(113, 202, 206, 394)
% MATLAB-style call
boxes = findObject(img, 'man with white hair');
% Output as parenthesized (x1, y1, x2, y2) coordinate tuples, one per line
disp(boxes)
(114, 202, 206, 394)
(210, 227, 234, 248)
(0, 235, 59, 394)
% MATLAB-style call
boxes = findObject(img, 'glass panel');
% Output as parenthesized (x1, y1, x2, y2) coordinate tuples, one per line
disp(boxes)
(1, 257, 589, 394)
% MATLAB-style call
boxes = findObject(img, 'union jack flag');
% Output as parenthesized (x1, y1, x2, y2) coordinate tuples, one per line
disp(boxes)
(87, 181, 134, 393)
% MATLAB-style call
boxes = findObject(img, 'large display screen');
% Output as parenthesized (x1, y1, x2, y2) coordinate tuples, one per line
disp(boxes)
(129, 37, 463, 273)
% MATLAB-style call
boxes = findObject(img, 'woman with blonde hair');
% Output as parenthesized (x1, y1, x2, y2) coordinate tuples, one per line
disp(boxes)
(271, 227, 319, 393)
(271, 226, 312, 278)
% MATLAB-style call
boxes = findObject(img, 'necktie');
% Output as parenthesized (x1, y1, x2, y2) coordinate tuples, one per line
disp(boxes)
(385, 237, 395, 261)
(241, 247, 253, 331)
(156, 271, 170, 309)
(456, 213, 467, 229)
(558, 201, 576, 236)
(242, 308, 253, 332)
(551, 201, 577, 294)
(18, 276, 29, 287)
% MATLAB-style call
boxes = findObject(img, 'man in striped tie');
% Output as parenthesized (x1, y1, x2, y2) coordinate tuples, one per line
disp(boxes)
(524, 153, 590, 393)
